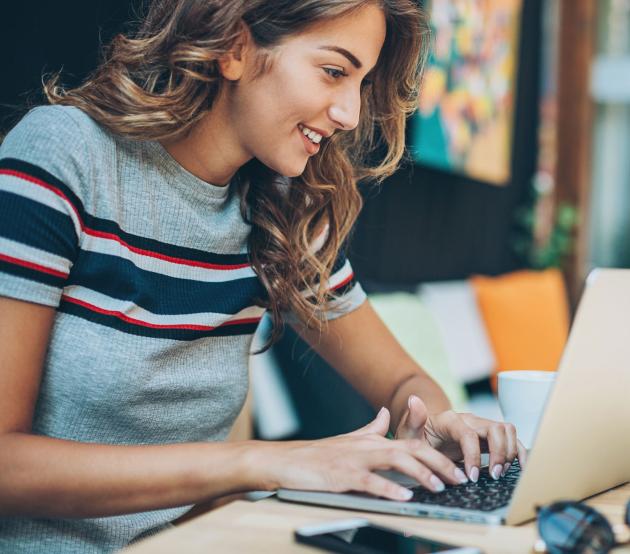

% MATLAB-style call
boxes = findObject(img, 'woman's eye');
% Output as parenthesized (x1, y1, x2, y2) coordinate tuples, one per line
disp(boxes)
(323, 67, 347, 79)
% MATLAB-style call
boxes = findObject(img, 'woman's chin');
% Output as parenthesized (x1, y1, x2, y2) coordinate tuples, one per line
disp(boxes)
(264, 158, 308, 178)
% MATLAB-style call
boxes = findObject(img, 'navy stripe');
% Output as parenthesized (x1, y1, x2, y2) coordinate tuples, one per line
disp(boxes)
(0, 259, 67, 288)
(331, 279, 356, 298)
(80, 213, 250, 268)
(331, 250, 348, 273)
(58, 299, 260, 340)
(67, 251, 267, 315)
(0, 158, 250, 266)
(0, 157, 85, 223)
(0, 190, 79, 260)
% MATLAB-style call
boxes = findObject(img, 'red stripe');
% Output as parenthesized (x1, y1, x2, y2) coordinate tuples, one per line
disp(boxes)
(3, 169, 251, 271)
(0, 168, 83, 222)
(82, 228, 251, 270)
(0, 252, 68, 279)
(61, 295, 261, 331)
(330, 272, 354, 291)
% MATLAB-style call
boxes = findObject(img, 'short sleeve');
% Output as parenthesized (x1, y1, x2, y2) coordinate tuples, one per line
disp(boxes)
(285, 242, 367, 326)
(322, 248, 367, 320)
(0, 106, 88, 307)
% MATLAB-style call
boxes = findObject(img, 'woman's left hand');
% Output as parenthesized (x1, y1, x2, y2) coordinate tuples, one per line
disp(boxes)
(395, 395, 527, 483)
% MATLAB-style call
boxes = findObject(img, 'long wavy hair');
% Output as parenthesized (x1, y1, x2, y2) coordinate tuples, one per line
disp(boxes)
(45, 0, 429, 348)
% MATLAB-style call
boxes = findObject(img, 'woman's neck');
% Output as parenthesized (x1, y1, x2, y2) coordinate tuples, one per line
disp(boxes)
(160, 96, 251, 186)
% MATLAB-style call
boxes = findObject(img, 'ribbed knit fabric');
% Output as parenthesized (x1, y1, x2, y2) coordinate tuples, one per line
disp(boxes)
(0, 106, 366, 553)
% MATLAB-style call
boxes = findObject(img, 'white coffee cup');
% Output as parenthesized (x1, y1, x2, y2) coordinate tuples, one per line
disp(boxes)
(498, 370, 556, 450)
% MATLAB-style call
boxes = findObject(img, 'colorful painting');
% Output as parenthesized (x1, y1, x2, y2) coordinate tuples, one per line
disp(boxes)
(410, 0, 523, 185)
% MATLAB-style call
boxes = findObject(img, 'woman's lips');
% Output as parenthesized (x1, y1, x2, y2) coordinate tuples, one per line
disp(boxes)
(298, 125, 320, 155)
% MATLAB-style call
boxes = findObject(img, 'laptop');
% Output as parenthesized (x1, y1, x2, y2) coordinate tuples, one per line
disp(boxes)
(277, 268, 630, 525)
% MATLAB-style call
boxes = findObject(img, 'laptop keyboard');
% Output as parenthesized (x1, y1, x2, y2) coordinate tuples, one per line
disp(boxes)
(409, 460, 521, 512)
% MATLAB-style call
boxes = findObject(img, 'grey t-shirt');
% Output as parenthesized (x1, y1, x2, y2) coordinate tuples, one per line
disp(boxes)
(0, 105, 366, 553)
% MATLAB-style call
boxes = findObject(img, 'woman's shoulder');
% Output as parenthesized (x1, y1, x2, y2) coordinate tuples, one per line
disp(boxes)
(0, 105, 116, 202)
(5, 104, 112, 148)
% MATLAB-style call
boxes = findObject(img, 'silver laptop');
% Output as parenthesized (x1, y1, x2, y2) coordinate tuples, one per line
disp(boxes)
(278, 268, 630, 525)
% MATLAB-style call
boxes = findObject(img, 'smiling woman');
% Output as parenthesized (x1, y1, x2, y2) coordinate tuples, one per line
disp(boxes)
(43, 0, 429, 347)
(0, 1, 524, 553)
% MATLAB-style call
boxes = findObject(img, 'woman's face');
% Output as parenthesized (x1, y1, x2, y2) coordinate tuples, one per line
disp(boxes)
(227, 4, 387, 177)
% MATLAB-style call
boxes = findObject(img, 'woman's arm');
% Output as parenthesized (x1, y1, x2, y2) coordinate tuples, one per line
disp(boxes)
(293, 299, 526, 480)
(0, 296, 264, 518)
(292, 300, 451, 429)
(0, 296, 464, 518)
(0, 433, 260, 518)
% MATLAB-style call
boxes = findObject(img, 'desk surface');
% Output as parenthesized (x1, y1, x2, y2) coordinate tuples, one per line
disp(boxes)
(124, 482, 630, 553)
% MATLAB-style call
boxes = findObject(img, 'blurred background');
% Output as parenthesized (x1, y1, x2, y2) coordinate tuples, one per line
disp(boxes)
(2, 0, 628, 440)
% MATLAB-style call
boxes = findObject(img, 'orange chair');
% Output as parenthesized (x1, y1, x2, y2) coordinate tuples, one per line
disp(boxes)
(471, 269, 570, 392)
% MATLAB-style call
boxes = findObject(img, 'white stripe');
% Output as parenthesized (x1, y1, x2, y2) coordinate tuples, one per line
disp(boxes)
(62, 285, 265, 327)
(309, 223, 330, 255)
(0, 236, 72, 276)
(1, 174, 256, 281)
(299, 259, 354, 299)
(328, 259, 353, 290)
(0, 172, 83, 239)
(80, 233, 257, 282)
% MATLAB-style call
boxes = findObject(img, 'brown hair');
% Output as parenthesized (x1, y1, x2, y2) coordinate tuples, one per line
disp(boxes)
(45, 0, 429, 348)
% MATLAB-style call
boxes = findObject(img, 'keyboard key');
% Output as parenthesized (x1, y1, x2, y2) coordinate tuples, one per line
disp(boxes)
(409, 460, 521, 512)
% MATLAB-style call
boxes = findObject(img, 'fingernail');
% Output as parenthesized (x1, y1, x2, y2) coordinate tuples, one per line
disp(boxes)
(407, 395, 419, 409)
(454, 468, 468, 484)
(378, 407, 386, 416)
(399, 488, 413, 500)
(430, 475, 445, 492)
(503, 462, 511, 476)
(469, 466, 479, 483)
(492, 464, 502, 480)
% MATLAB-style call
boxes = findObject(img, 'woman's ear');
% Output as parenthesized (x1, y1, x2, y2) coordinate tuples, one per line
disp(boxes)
(218, 25, 252, 81)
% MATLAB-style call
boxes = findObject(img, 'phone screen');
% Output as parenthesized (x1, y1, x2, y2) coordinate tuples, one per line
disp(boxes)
(296, 521, 475, 554)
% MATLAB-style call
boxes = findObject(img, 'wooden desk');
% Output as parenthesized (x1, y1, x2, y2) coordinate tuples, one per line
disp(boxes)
(124, 483, 630, 553)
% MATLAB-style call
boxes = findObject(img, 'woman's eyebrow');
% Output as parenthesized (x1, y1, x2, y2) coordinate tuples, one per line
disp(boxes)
(318, 45, 363, 69)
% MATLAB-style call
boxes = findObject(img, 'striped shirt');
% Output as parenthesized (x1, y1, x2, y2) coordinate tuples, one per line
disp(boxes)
(0, 105, 366, 553)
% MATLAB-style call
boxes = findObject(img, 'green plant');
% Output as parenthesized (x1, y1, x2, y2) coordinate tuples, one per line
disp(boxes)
(512, 179, 579, 269)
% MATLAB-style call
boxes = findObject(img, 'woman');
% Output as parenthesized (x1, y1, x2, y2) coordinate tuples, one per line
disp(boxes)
(0, 1, 525, 552)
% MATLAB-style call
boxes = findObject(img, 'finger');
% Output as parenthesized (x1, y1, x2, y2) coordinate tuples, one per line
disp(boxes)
(394, 408, 410, 439)
(482, 422, 509, 480)
(502, 423, 519, 476)
(372, 449, 446, 493)
(346, 407, 390, 438)
(516, 439, 528, 469)
(403, 395, 429, 436)
(402, 439, 468, 486)
(434, 412, 481, 483)
(352, 472, 414, 502)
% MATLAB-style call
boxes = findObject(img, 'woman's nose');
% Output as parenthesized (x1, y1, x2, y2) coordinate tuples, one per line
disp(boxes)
(328, 87, 361, 131)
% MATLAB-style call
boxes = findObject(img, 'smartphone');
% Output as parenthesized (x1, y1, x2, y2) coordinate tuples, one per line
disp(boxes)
(294, 518, 482, 554)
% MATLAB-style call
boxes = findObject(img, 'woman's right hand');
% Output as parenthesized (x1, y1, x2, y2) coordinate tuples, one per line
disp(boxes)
(258, 407, 469, 501)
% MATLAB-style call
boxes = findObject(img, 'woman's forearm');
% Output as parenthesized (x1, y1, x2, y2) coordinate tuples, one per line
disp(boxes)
(0, 432, 271, 518)
(388, 373, 451, 430)
(294, 301, 452, 431)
